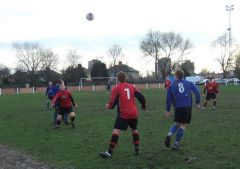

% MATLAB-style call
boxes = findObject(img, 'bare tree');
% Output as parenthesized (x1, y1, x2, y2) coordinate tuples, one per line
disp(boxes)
(140, 31, 192, 80)
(212, 33, 234, 78)
(140, 30, 161, 80)
(234, 50, 240, 78)
(40, 48, 58, 70)
(108, 44, 123, 76)
(160, 32, 192, 79)
(66, 49, 81, 68)
(0, 64, 10, 85)
(12, 42, 58, 85)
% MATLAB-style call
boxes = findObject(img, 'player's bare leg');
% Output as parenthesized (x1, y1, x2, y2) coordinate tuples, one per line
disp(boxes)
(69, 112, 76, 128)
(212, 99, 217, 110)
(53, 115, 62, 129)
(203, 100, 208, 109)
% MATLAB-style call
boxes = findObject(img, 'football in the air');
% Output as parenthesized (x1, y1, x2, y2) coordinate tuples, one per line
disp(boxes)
(86, 12, 94, 21)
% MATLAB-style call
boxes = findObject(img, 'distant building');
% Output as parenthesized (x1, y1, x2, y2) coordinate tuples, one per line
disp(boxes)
(108, 61, 140, 81)
(38, 67, 61, 83)
(88, 60, 99, 73)
(181, 60, 195, 75)
(158, 57, 171, 80)
(87, 59, 101, 78)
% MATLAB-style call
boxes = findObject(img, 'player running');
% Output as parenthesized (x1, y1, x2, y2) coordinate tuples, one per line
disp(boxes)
(100, 71, 146, 159)
(51, 83, 77, 129)
(164, 70, 200, 150)
(45, 81, 54, 109)
(202, 77, 219, 110)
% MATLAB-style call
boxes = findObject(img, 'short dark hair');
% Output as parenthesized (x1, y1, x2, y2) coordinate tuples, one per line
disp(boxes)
(174, 70, 184, 80)
(117, 71, 126, 83)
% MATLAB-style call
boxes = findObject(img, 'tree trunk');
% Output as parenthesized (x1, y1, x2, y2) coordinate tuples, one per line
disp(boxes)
(155, 60, 158, 81)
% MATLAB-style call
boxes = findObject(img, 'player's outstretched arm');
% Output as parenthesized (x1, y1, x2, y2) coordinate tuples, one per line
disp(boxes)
(107, 87, 119, 109)
(134, 91, 146, 110)
(166, 87, 173, 113)
(191, 83, 201, 105)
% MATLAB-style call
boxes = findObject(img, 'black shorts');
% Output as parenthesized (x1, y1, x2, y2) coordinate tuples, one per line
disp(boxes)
(174, 107, 192, 124)
(54, 102, 61, 111)
(114, 116, 137, 130)
(58, 106, 73, 116)
(206, 93, 216, 100)
(48, 96, 53, 100)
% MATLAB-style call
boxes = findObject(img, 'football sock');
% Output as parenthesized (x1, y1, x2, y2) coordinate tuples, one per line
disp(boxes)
(64, 112, 68, 123)
(213, 101, 216, 107)
(70, 116, 75, 122)
(203, 101, 207, 107)
(168, 124, 178, 136)
(132, 130, 140, 148)
(176, 127, 185, 143)
(108, 134, 119, 154)
(54, 111, 57, 124)
(56, 120, 61, 126)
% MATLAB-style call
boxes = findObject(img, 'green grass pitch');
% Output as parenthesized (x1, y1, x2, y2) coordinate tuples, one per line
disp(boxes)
(0, 86, 239, 169)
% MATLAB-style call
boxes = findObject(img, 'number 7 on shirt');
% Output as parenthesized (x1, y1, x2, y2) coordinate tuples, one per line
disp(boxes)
(124, 88, 130, 99)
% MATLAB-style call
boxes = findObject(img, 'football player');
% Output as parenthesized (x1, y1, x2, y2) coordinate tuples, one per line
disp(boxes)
(45, 81, 54, 109)
(52, 83, 77, 129)
(100, 71, 146, 158)
(202, 77, 219, 110)
(164, 70, 200, 150)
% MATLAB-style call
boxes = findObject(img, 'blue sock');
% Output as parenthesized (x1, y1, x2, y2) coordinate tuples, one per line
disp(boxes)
(64, 112, 68, 123)
(168, 124, 178, 136)
(176, 127, 185, 143)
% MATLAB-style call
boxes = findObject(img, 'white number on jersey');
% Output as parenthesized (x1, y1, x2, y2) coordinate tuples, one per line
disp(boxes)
(124, 88, 131, 100)
(178, 83, 185, 93)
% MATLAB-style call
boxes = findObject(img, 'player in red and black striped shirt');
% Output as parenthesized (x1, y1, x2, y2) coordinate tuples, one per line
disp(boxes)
(100, 71, 146, 159)
(52, 83, 77, 129)
(203, 77, 219, 110)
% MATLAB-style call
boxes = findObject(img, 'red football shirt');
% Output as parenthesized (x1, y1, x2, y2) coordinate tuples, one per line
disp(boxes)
(165, 79, 171, 89)
(52, 90, 73, 108)
(204, 81, 219, 94)
(108, 82, 139, 119)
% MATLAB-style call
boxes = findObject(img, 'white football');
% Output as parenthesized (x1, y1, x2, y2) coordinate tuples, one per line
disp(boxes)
(86, 13, 94, 21)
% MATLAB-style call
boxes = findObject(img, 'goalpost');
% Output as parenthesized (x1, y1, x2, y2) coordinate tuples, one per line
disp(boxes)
(79, 77, 117, 91)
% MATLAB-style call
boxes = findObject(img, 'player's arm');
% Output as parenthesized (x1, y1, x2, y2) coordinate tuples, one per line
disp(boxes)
(46, 87, 49, 96)
(191, 83, 201, 106)
(107, 87, 119, 109)
(69, 94, 77, 107)
(51, 92, 60, 106)
(215, 83, 219, 94)
(166, 86, 173, 112)
(134, 89, 146, 110)
(203, 85, 207, 94)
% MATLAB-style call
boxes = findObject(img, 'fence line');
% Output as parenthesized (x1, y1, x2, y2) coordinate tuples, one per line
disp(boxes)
(1, 82, 237, 95)
(0, 83, 167, 95)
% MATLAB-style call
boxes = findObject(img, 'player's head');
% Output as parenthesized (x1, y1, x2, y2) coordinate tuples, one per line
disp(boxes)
(117, 71, 126, 83)
(56, 78, 64, 85)
(48, 81, 52, 86)
(59, 83, 65, 91)
(174, 70, 184, 80)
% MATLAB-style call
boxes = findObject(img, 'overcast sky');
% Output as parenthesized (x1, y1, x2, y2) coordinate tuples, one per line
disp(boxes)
(0, 0, 239, 75)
